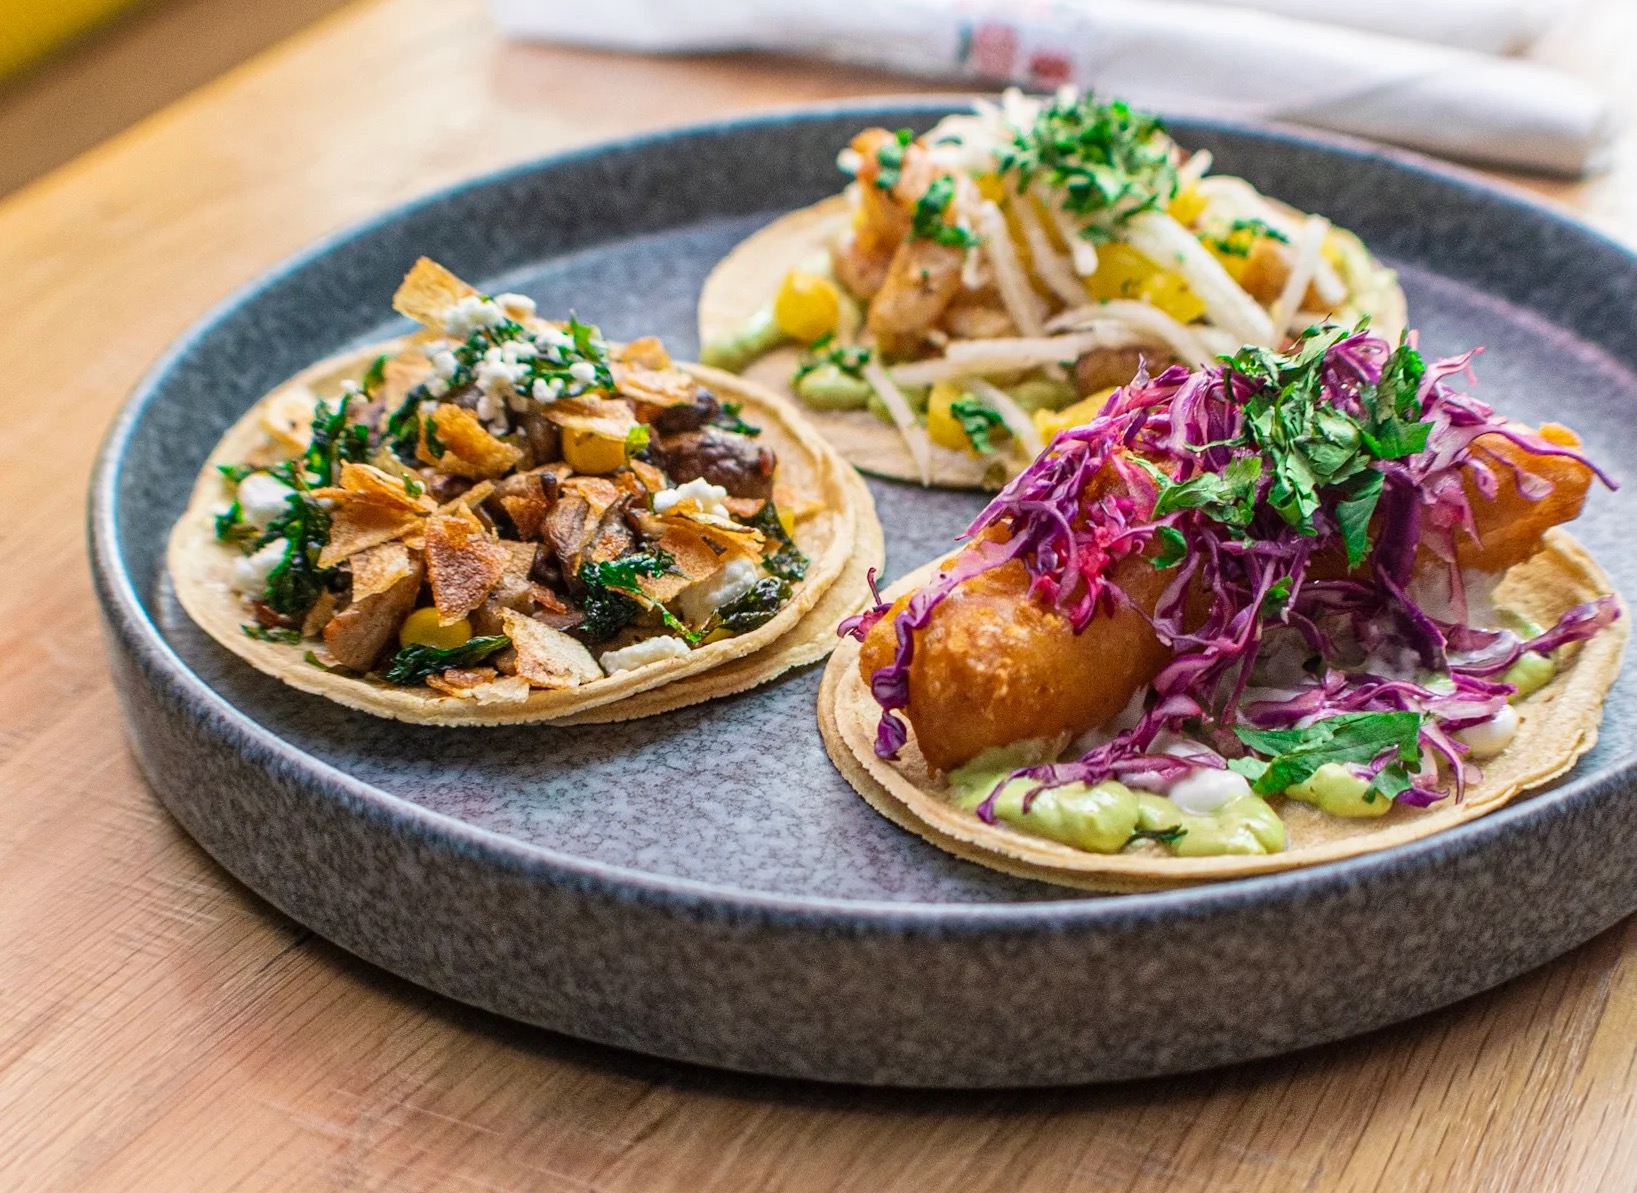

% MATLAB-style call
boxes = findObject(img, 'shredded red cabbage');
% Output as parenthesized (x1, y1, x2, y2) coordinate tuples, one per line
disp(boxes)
(842, 326, 1618, 808)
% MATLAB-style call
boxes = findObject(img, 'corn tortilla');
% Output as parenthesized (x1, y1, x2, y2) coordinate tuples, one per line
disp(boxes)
(170, 343, 879, 726)
(819, 530, 1625, 892)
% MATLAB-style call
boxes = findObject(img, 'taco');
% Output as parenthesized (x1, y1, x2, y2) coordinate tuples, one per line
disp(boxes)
(700, 88, 1405, 489)
(819, 326, 1624, 892)
(169, 258, 880, 725)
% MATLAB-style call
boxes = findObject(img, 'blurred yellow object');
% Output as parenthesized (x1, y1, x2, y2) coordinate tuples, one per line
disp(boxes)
(1084, 242, 1206, 323)
(0, 0, 141, 81)
(1034, 387, 1118, 441)
(772, 270, 840, 343)
(1138, 270, 1208, 323)
(1168, 186, 1208, 226)
(926, 381, 972, 452)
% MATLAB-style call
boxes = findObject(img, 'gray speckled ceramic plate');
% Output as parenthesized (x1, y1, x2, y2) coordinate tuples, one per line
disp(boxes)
(93, 101, 1637, 1087)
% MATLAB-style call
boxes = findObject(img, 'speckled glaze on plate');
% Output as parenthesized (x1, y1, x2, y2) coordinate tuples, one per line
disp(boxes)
(92, 101, 1637, 1087)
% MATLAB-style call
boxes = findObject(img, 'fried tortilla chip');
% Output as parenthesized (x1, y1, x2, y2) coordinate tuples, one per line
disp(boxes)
(499, 608, 602, 689)
(348, 540, 416, 604)
(419, 404, 525, 480)
(393, 256, 479, 333)
(425, 666, 531, 704)
(424, 513, 509, 624)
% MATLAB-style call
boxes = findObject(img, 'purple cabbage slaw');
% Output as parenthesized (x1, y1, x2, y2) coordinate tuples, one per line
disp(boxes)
(841, 326, 1619, 810)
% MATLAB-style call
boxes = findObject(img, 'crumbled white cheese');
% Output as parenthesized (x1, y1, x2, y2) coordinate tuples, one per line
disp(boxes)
(425, 375, 450, 399)
(1454, 704, 1518, 760)
(430, 349, 459, 379)
(442, 295, 506, 338)
(475, 357, 527, 397)
(652, 477, 731, 519)
(568, 360, 598, 385)
(236, 471, 295, 528)
(1168, 766, 1252, 815)
(538, 327, 571, 349)
(599, 635, 692, 675)
(232, 538, 286, 595)
(677, 556, 761, 626)
(495, 292, 537, 319)
(532, 377, 563, 402)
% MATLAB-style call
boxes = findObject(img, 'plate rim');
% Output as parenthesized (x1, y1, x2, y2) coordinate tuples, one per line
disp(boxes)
(91, 96, 1637, 926)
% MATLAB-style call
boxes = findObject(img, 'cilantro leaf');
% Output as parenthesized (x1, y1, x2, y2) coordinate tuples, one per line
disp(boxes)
(383, 635, 510, 685)
(948, 396, 1007, 454)
(873, 128, 914, 191)
(910, 176, 981, 249)
(1148, 455, 1263, 528)
(1150, 525, 1188, 569)
(1232, 711, 1423, 798)
(577, 549, 677, 642)
(1335, 469, 1384, 569)
(793, 334, 872, 383)
(713, 399, 761, 437)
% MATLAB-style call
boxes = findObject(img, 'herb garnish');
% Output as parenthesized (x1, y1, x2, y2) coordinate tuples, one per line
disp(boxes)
(1230, 711, 1424, 801)
(793, 334, 871, 384)
(948, 396, 1007, 454)
(748, 501, 809, 582)
(304, 394, 371, 487)
(1129, 825, 1187, 845)
(1205, 219, 1290, 256)
(383, 635, 510, 685)
(218, 463, 254, 484)
(713, 400, 761, 437)
(215, 501, 254, 545)
(873, 128, 914, 191)
(256, 493, 333, 618)
(577, 549, 679, 642)
(997, 91, 1178, 241)
(909, 176, 981, 249)
(242, 624, 302, 644)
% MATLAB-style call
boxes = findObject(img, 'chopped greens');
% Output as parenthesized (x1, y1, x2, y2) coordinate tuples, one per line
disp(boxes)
(715, 576, 793, 634)
(304, 394, 371, 487)
(1205, 218, 1289, 256)
(242, 624, 302, 644)
(873, 128, 914, 191)
(997, 92, 1178, 240)
(577, 549, 677, 642)
(383, 635, 510, 684)
(949, 396, 1007, 454)
(218, 463, 254, 484)
(909, 176, 981, 249)
(215, 501, 254, 546)
(256, 493, 333, 618)
(1231, 711, 1423, 800)
(793, 334, 872, 383)
(1144, 454, 1262, 529)
(1150, 525, 1188, 569)
(713, 400, 761, 437)
(748, 501, 809, 582)
(1129, 825, 1187, 845)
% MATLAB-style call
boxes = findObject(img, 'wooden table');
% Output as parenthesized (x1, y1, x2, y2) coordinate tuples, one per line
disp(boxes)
(3, 1, 1636, 1188)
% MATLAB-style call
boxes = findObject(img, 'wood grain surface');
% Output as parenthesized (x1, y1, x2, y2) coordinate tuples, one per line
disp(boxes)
(2, 0, 1636, 1189)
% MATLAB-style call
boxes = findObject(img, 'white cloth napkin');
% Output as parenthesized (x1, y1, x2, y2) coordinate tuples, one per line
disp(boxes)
(490, 0, 1611, 176)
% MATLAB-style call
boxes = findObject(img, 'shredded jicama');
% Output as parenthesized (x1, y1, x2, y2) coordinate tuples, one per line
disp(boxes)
(1176, 149, 1213, 190)
(1009, 183, 1085, 307)
(974, 201, 1047, 338)
(862, 358, 932, 485)
(1269, 215, 1330, 335)
(1122, 210, 1276, 347)
(1195, 175, 1347, 306)
(1042, 195, 1099, 276)
(1046, 299, 1215, 365)
(889, 330, 1135, 387)
(966, 379, 1045, 460)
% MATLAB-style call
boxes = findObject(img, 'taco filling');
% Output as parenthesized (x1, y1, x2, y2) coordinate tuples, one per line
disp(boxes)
(826, 325, 1622, 877)
(701, 88, 1402, 487)
(187, 258, 851, 714)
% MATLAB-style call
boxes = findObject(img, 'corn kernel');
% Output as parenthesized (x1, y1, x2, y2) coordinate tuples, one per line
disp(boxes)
(399, 607, 473, 650)
(773, 270, 841, 343)
(1139, 271, 1208, 324)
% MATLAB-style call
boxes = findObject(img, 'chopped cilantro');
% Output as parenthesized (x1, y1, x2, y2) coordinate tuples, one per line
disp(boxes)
(748, 501, 809, 582)
(713, 400, 761, 437)
(948, 396, 1007, 454)
(873, 128, 914, 191)
(1143, 454, 1263, 529)
(1150, 525, 1188, 569)
(383, 635, 510, 685)
(909, 176, 981, 249)
(422, 415, 446, 458)
(1230, 711, 1423, 800)
(793, 334, 872, 384)
(997, 92, 1178, 241)
(1206, 219, 1290, 256)
(402, 474, 424, 498)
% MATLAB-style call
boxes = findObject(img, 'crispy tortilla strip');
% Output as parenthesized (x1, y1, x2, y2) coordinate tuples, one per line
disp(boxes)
(425, 513, 509, 625)
(544, 396, 640, 436)
(499, 608, 601, 689)
(393, 256, 478, 333)
(613, 362, 699, 409)
(633, 515, 731, 604)
(419, 404, 525, 480)
(500, 490, 550, 540)
(615, 336, 671, 370)
(318, 497, 426, 568)
(338, 461, 433, 510)
(425, 666, 531, 704)
(258, 388, 319, 454)
(349, 540, 416, 603)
